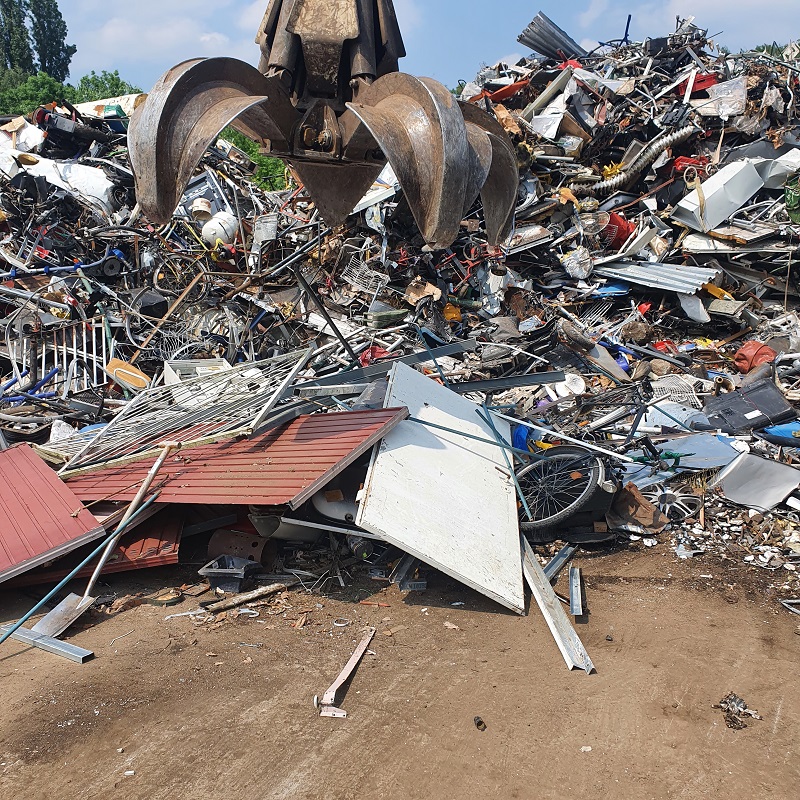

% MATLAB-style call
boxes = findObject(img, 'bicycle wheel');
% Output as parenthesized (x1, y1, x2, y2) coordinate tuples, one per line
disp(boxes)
(516, 446, 605, 533)
(152, 253, 209, 302)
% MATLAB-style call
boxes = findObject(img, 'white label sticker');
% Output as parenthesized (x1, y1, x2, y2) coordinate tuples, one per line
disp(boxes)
(743, 409, 764, 420)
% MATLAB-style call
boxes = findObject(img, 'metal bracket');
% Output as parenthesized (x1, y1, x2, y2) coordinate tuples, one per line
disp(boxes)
(314, 626, 376, 718)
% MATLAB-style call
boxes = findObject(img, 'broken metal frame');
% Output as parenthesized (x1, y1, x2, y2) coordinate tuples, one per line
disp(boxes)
(314, 626, 376, 718)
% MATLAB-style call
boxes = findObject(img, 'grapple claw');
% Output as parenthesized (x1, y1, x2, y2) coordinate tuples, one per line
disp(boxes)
(128, 1, 519, 248)
(128, 57, 297, 225)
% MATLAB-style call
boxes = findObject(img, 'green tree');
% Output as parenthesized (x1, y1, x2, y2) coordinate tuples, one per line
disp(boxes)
(220, 126, 286, 190)
(29, 0, 75, 83)
(68, 70, 141, 103)
(0, 70, 65, 115)
(0, 0, 34, 74)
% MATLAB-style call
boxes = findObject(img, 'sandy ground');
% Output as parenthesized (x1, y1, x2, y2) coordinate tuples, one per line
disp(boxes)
(0, 545, 798, 800)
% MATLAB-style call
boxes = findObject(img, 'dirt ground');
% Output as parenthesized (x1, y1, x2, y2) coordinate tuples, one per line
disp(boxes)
(0, 544, 798, 800)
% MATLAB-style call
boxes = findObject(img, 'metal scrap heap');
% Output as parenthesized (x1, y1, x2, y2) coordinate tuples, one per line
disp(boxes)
(1, 11, 800, 670)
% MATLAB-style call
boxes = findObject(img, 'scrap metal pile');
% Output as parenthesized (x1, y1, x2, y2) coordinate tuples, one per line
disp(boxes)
(2, 9, 800, 672)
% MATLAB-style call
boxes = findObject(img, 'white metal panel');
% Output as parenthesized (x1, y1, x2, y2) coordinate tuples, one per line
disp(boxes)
(356, 362, 525, 613)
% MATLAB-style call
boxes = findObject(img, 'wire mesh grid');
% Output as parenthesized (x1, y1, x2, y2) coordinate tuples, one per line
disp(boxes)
(342, 255, 390, 295)
(61, 348, 311, 473)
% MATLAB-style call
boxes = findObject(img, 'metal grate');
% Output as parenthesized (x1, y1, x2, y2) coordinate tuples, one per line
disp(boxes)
(342, 256, 390, 295)
(650, 375, 712, 409)
(61, 348, 311, 474)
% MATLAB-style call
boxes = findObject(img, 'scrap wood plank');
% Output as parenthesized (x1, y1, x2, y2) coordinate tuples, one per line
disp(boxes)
(356, 362, 525, 613)
(522, 536, 594, 673)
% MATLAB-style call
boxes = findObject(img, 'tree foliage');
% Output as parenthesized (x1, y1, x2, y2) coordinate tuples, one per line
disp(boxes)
(0, 0, 34, 74)
(221, 127, 286, 190)
(0, 70, 64, 115)
(69, 70, 141, 104)
(29, 0, 76, 83)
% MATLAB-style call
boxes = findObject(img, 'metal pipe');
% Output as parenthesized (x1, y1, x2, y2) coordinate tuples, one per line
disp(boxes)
(492, 412, 636, 463)
(81, 443, 178, 599)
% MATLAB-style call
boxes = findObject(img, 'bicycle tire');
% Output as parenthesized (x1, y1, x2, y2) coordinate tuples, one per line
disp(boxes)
(517, 446, 605, 532)
(152, 253, 209, 302)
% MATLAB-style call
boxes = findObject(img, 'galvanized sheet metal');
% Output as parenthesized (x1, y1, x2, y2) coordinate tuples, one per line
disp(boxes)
(0, 444, 105, 584)
(66, 409, 407, 508)
(593, 261, 721, 294)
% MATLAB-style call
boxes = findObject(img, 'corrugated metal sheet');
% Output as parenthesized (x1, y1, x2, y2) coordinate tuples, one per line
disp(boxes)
(66, 409, 408, 509)
(10, 508, 182, 586)
(594, 261, 721, 294)
(0, 444, 105, 584)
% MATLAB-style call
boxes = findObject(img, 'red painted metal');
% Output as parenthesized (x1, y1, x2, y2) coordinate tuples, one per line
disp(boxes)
(9, 508, 182, 586)
(66, 409, 407, 508)
(0, 443, 105, 584)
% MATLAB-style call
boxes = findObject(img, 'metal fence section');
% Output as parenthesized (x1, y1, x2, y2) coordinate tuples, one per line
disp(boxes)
(61, 348, 311, 473)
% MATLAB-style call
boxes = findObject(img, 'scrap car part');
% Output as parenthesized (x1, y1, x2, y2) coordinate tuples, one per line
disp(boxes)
(640, 482, 702, 521)
(129, 0, 518, 249)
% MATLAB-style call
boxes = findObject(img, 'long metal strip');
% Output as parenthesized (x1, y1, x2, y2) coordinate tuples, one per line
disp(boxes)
(543, 543, 578, 583)
(569, 566, 584, 617)
(521, 536, 594, 674)
(0, 624, 94, 663)
(316, 626, 376, 718)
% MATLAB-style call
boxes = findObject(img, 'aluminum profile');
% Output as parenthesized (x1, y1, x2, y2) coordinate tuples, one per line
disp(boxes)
(593, 261, 722, 294)
(518, 12, 587, 61)
(66, 409, 408, 508)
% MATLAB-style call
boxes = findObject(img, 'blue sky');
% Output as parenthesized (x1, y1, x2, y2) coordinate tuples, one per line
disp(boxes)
(62, 1, 799, 91)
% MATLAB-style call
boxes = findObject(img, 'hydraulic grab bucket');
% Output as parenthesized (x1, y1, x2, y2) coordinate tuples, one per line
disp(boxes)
(128, 0, 517, 249)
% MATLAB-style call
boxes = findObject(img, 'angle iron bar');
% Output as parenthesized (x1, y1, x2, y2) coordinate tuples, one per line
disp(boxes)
(569, 566, 584, 617)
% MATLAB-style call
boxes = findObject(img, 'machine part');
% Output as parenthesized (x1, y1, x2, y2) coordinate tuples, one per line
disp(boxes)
(521, 536, 594, 673)
(314, 626, 376, 718)
(516, 446, 607, 534)
(128, 1, 518, 248)
(346, 534, 374, 560)
(640, 482, 702, 521)
(568, 566, 583, 617)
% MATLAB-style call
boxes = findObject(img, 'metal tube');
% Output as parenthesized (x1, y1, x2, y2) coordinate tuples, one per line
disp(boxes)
(492, 411, 636, 463)
(81, 444, 177, 598)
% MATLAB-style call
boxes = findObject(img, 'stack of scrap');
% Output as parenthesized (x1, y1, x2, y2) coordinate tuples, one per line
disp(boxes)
(2, 10, 800, 669)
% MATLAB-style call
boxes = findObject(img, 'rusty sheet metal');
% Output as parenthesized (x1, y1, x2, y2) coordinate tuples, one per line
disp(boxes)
(66, 409, 407, 508)
(0, 443, 105, 584)
(9, 508, 182, 587)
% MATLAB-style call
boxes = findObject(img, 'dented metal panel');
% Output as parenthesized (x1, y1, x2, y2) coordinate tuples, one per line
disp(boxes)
(356, 363, 525, 613)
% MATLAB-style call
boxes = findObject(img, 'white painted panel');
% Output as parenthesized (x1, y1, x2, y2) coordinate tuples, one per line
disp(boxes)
(356, 363, 524, 613)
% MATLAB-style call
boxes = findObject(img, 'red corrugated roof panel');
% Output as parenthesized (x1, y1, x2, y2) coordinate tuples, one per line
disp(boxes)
(10, 507, 182, 586)
(0, 443, 105, 584)
(66, 409, 407, 508)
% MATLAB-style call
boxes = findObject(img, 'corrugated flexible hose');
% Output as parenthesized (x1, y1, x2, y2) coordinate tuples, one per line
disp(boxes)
(568, 125, 696, 197)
